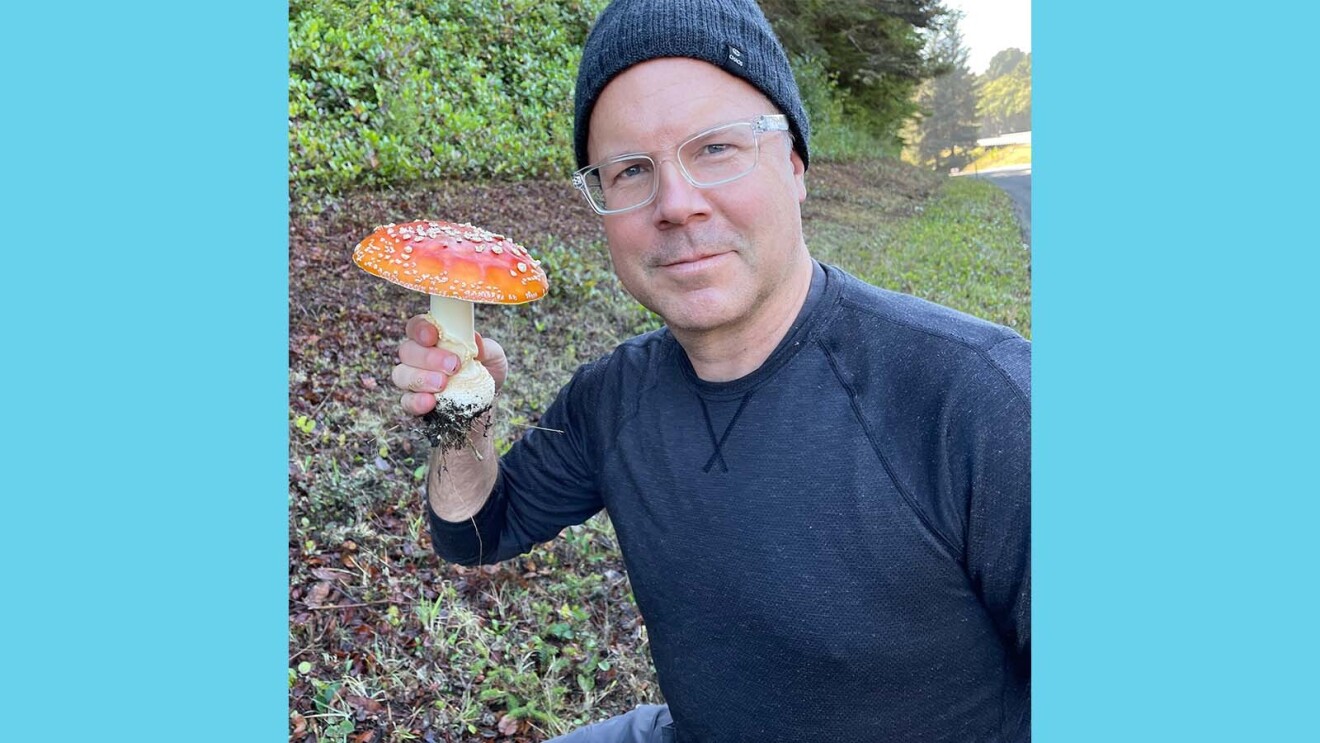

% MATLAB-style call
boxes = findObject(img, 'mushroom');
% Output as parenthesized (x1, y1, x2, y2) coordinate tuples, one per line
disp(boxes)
(352, 219, 549, 443)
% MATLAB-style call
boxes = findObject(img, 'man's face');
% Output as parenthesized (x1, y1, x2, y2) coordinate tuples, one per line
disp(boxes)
(586, 58, 808, 336)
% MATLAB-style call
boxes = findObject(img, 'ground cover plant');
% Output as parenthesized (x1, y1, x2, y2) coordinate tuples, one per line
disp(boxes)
(289, 0, 607, 194)
(289, 157, 1031, 742)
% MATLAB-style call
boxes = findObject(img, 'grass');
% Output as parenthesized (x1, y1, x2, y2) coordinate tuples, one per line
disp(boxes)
(962, 143, 1032, 173)
(809, 121, 901, 164)
(288, 156, 1031, 742)
(805, 158, 1030, 338)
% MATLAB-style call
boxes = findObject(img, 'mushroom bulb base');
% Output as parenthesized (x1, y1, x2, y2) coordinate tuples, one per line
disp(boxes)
(434, 357, 495, 415)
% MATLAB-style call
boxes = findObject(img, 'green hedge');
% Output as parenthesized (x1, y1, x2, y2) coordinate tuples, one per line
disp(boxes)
(289, 0, 607, 195)
(289, 0, 882, 196)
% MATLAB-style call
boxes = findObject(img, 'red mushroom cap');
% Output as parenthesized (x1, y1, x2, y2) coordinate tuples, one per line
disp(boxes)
(352, 220, 549, 304)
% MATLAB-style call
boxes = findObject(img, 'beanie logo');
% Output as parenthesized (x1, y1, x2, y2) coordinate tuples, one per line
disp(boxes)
(726, 44, 745, 68)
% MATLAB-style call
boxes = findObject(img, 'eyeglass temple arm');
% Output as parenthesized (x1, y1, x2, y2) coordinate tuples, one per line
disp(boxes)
(754, 114, 789, 134)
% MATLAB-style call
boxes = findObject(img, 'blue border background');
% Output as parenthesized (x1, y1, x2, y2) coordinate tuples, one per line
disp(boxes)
(5, 1, 1316, 740)
(1036, 2, 1318, 740)
(5, 3, 288, 739)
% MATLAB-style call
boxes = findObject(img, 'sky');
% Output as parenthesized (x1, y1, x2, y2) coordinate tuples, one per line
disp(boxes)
(941, 0, 1032, 75)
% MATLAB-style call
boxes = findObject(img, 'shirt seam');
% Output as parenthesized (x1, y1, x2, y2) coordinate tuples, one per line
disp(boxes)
(818, 336, 964, 565)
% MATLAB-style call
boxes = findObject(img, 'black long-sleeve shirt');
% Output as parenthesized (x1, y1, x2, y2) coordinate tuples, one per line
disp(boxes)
(431, 263, 1031, 742)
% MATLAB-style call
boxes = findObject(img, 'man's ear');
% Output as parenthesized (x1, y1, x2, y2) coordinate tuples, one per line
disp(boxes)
(790, 146, 807, 203)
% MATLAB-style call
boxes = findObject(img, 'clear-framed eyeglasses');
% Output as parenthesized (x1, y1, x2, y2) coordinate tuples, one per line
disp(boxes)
(572, 114, 790, 215)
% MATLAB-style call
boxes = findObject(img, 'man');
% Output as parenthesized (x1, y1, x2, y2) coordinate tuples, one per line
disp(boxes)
(393, 0, 1030, 740)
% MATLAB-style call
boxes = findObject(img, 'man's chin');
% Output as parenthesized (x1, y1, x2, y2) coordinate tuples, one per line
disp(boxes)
(655, 294, 743, 335)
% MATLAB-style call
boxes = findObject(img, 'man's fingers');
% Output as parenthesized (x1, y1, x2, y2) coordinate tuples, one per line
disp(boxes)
(398, 340, 461, 373)
(474, 333, 509, 392)
(474, 333, 503, 363)
(400, 391, 437, 417)
(405, 315, 441, 346)
(392, 363, 448, 394)
(397, 317, 446, 418)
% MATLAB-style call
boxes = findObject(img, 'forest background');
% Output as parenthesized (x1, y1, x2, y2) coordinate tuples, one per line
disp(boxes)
(289, 0, 1031, 197)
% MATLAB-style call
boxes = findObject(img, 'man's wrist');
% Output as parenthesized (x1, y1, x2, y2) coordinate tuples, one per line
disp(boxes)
(426, 412, 498, 522)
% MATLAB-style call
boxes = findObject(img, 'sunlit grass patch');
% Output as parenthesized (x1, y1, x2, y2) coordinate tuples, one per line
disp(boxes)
(963, 144, 1032, 173)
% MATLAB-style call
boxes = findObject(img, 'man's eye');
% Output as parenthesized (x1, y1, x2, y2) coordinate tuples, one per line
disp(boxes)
(691, 142, 744, 161)
(609, 162, 650, 184)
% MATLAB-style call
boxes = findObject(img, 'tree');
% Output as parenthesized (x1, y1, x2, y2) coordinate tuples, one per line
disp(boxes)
(905, 11, 980, 171)
(978, 48, 1031, 137)
(984, 47, 1028, 80)
(760, 0, 948, 144)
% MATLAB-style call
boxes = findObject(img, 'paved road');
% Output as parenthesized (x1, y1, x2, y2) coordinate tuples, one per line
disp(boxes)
(967, 165, 1031, 245)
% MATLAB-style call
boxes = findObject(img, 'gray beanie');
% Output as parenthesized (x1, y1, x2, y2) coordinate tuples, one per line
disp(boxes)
(573, 0, 810, 170)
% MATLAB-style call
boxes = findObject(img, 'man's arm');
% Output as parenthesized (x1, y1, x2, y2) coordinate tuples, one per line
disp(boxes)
(957, 336, 1032, 665)
(424, 415, 497, 521)
(393, 315, 605, 565)
(395, 316, 507, 564)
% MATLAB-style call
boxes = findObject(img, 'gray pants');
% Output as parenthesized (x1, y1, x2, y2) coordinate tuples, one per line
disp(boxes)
(547, 704, 674, 743)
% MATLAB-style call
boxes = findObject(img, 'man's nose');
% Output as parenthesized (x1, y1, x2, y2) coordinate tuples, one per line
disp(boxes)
(651, 158, 710, 227)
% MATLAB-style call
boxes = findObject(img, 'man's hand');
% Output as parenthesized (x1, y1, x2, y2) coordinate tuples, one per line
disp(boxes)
(391, 315, 505, 522)
(392, 315, 509, 416)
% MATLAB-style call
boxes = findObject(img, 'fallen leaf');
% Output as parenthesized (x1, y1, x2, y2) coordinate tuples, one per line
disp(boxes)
(497, 714, 520, 736)
(348, 694, 384, 714)
(311, 568, 348, 583)
(291, 712, 307, 736)
(360, 374, 378, 390)
(306, 581, 332, 608)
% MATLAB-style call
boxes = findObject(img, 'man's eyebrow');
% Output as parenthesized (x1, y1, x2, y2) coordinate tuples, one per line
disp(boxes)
(594, 146, 651, 163)
(591, 115, 769, 164)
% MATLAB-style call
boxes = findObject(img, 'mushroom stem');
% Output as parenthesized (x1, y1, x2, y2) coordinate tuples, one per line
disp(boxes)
(428, 294, 478, 360)
(421, 293, 496, 432)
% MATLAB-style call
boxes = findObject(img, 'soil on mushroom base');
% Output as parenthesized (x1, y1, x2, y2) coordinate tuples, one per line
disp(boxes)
(421, 404, 494, 452)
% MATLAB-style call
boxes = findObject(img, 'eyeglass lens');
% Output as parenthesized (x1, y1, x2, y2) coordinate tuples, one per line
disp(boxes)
(584, 122, 761, 213)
